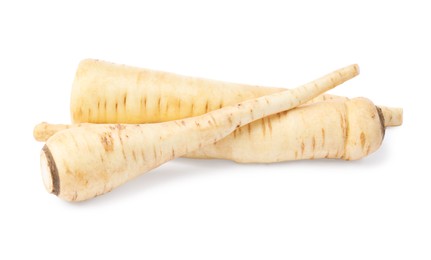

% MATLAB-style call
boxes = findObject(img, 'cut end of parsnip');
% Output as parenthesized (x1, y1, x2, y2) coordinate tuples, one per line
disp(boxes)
(40, 145, 59, 196)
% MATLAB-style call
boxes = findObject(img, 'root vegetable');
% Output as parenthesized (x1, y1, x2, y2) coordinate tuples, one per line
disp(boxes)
(40, 65, 358, 201)
(379, 106, 403, 127)
(71, 59, 348, 124)
(33, 102, 402, 142)
(188, 98, 389, 162)
(33, 122, 89, 143)
(35, 98, 400, 163)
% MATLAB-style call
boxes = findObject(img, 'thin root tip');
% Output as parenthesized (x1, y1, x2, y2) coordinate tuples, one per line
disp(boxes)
(352, 64, 360, 75)
(395, 107, 403, 125)
(379, 106, 403, 127)
(33, 122, 47, 142)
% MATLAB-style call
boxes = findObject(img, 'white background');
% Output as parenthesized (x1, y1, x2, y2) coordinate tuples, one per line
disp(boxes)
(1, 1, 430, 259)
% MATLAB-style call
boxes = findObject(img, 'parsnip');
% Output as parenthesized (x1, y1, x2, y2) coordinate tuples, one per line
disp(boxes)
(34, 102, 402, 142)
(379, 106, 403, 127)
(71, 59, 348, 124)
(33, 122, 90, 143)
(41, 65, 358, 201)
(188, 98, 390, 162)
(35, 98, 401, 162)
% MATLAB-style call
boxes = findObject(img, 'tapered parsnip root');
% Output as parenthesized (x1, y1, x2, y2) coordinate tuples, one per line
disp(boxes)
(41, 65, 358, 201)
(71, 59, 348, 124)
(33, 122, 91, 142)
(379, 106, 403, 126)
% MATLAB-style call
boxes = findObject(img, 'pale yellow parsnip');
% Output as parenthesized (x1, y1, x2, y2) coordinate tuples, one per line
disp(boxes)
(41, 64, 358, 201)
(71, 59, 347, 124)
(188, 98, 386, 162)
(36, 97, 395, 163)
(34, 102, 402, 142)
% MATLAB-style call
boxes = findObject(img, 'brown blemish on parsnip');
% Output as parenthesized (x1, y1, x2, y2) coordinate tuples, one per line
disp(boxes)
(341, 106, 349, 160)
(360, 132, 366, 149)
(321, 128, 325, 146)
(123, 94, 127, 107)
(132, 150, 137, 161)
(115, 124, 126, 131)
(100, 132, 114, 152)
(153, 145, 157, 160)
(205, 100, 209, 112)
(267, 118, 273, 135)
(209, 115, 217, 125)
(75, 171, 89, 187)
(276, 113, 282, 121)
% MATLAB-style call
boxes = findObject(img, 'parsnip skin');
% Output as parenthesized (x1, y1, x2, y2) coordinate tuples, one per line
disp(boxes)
(71, 59, 346, 124)
(39, 98, 384, 199)
(187, 98, 385, 162)
(42, 65, 358, 201)
(42, 122, 220, 200)
(379, 106, 403, 127)
(33, 122, 91, 143)
(40, 98, 386, 167)
(34, 100, 402, 143)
